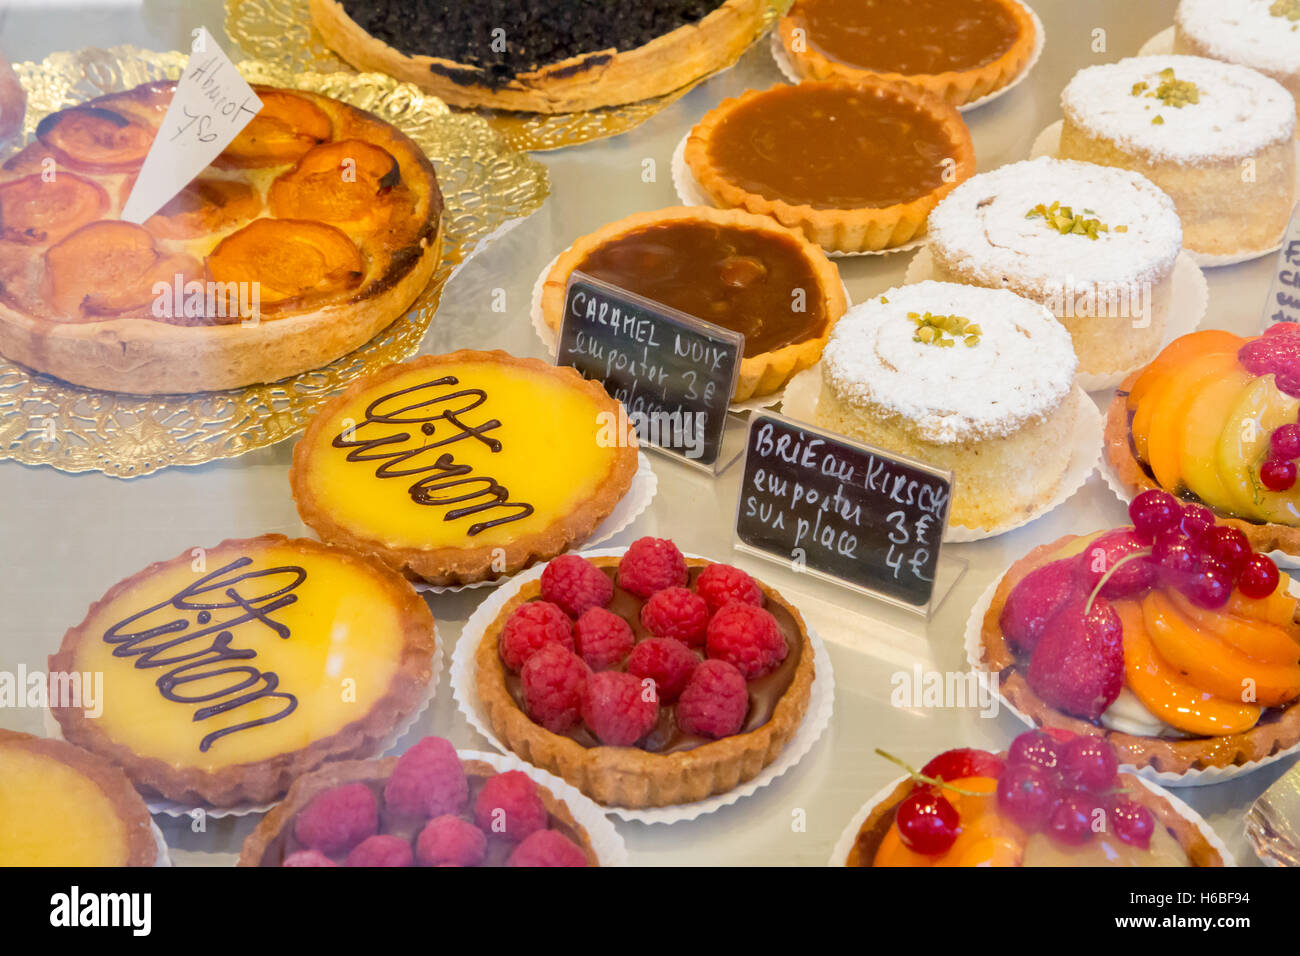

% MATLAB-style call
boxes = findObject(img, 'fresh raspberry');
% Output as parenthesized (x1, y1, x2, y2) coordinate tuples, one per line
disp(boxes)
(640, 587, 709, 645)
(695, 563, 763, 613)
(617, 537, 688, 598)
(626, 637, 699, 704)
(416, 814, 487, 866)
(474, 770, 548, 842)
(539, 554, 614, 617)
(506, 829, 589, 867)
(294, 782, 378, 855)
(574, 606, 635, 670)
(1240, 326, 1300, 382)
(521, 644, 588, 732)
(705, 603, 787, 679)
(282, 849, 337, 867)
(384, 736, 469, 818)
(676, 659, 748, 738)
(345, 834, 414, 867)
(498, 601, 574, 671)
(580, 670, 659, 746)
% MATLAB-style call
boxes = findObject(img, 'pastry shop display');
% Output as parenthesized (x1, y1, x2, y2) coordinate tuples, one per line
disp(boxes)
(290, 350, 640, 587)
(238, 736, 610, 866)
(1057, 55, 1296, 258)
(1174, 0, 1300, 122)
(975, 500, 1300, 777)
(47, 535, 438, 807)
(840, 734, 1227, 866)
(813, 281, 1081, 533)
(683, 79, 975, 253)
(0, 79, 443, 394)
(926, 157, 1183, 380)
(0, 730, 159, 866)
(307, 0, 766, 114)
(539, 206, 848, 402)
(776, 0, 1039, 108)
(471, 539, 816, 808)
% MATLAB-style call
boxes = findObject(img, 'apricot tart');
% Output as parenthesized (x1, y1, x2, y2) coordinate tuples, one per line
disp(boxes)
(815, 281, 1080, 532)
(239, 737, 599, 866)
(473, 539, 816, 808)
(927, 157, 1183, 379)
(309, 0, 765, 114)
(48, 535, 438, 806)
(845, 735, 1226, 866)
(1105, 325, 1300, 554)
(777, 0, 1039, 108)
(540, 206, 847, 402)
(290, 350, 640, 587)
(977, 499, 1300, 776)
(0, 730, 157, 866)
(684, 79, 975, 253)
(0, 80, 442, 394)
(1057, 55, 1295, 257)
(1175, 0, 1300, 122)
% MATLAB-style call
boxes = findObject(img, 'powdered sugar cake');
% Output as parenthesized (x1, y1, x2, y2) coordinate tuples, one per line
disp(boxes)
(1175, 0, 1300, 122)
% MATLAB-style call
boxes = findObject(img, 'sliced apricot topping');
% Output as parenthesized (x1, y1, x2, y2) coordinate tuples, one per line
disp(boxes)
(0, 173, 108, 245)
(205, 218, 363, 309)
(874, 777, 1025, 868)
(44, 220, 199, 318)
(215, 90, 331, 169)
(1127, 329, 1243, 412)
(267, 139, 406, 227)
(36, 106, 154, 173)
(1164, 588, 1300, 666)
(1144, 351, 1241, 492)
(144, 176, 262, 240)
(1226, 579, 1299, 630)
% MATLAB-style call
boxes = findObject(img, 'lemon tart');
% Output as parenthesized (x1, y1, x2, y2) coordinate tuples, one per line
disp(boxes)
(290, 351, 640, 587)
(48, 535, 438, 807)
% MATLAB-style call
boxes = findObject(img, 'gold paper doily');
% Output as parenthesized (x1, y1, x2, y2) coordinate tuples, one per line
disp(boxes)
(225, 0, 790, 152)
(0, 46, 549, 478)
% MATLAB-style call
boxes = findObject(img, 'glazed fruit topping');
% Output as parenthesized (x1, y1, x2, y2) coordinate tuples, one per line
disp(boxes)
(1025, 594, 1124, 720)
(999, 559, 1080, 655)
(919, 748, 1006, 783)
(896, 789, 960, 855)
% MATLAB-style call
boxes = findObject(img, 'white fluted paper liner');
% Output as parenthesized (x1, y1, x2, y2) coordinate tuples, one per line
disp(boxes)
(768, 1, 1045, 114)
(151, 820, 172, 867)
(780, 365, 1101, 542)
(962, 567, 1300, 787)
(1139, 26, 1176, 57)
(902, 246, 1209, 392)
(451, 546, 836, 824)
(414, 452, 659, 594)
(827, 768, 1235, 865)
(1029, 119, 1299, 267)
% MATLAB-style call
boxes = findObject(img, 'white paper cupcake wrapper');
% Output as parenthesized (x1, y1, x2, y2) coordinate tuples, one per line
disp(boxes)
(450, 545, 835, 824)
(1139, 26, 1175, 57)
(151, 819, 171, 867)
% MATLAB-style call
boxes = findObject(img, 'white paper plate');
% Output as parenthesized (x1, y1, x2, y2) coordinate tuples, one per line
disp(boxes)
(1139, 26, 1175, 57)
(450, 546, 836, 824)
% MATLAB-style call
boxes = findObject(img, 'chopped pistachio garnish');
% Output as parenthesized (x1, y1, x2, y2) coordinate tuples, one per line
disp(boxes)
(1025, 200, 1122, 240)
(1130, 67, 1199, 108)
(1271, 0, 1300, 22)
(1152, 114, 1165, 125)
(908, 310, 981, 348)
(1131, 81, 1149, 95)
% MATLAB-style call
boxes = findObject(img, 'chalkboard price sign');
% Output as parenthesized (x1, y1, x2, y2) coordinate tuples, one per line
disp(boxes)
(555, 271, 743, 468)
(1261, 202, 1300, 329)
(735, 413, 952, 610)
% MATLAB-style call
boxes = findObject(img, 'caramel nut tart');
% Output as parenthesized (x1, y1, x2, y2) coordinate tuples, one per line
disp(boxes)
(685, 80, 975, 253)
(1175, 0, 1300, 123)
(48, 535, 438, 807)
(290, 350, 640, 587)
(0, 730, 158, 866)
(0, 80, 442, 394)
(540, 206, 848, 402)
(778, 0, 1039, 108)
(309, 0, 766, 114)
(473, 541, 816, 809)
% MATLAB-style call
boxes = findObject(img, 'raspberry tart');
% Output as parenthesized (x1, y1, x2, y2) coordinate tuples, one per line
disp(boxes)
(1175, 0, 1300, 122)
(975, 495, 1300, 776)
(239, 737, 603, 866)
(472, 539, 817, 808)
(842, 734, 1227, 866)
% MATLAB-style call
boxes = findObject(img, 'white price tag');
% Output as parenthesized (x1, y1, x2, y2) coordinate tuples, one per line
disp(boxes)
(1262, 201, 1300, 330)
(119, 27, 261, 224)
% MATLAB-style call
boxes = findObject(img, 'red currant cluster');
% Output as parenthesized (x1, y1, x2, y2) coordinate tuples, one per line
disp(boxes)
(1261, 423, 1300, 492)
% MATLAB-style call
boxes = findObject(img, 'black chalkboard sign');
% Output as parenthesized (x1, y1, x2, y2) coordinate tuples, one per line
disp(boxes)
(555, 271, 743, 468)
(735, 413, 952, 609)
(1262, 203, 1300, 328)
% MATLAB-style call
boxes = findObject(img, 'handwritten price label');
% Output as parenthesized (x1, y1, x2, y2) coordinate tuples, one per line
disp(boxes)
(1262, 202, 1300, 330)
(120, 27, 261, 224)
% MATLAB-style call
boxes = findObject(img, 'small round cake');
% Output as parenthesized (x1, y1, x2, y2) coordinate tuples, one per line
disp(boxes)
(1175, 0, 1300, 121)
(1058, 55, 1295, 257)
(927, 158, 1182, 377)
(816, 281, 1079, 531)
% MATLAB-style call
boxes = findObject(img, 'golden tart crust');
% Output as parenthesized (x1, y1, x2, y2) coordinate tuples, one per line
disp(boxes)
(291, 350, 640, 587)
(309, 0, 765, 114)
(474, 556, 816, 809)
(977, 533, 1300, 776)
(48, 535, 438, 807)
(778, 0, 1039, 108)
(541, 206, 848, 403)
(684, 80, 975, 253)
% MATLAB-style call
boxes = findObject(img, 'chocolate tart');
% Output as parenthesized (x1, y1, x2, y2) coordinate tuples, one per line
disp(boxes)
(309, 0, 766, 114)
(474, 556, 816, 808)
(684, 79, 975, 253)
(541, 206, 847, 402)
(977, 534, 1300, 776)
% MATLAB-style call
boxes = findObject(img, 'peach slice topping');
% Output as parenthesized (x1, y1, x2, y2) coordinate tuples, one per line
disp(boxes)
(205, 218, 363, 309)
(143, 176, 263, 241)
(44, 220, 199, 319)
(214, 90, 332, 169)
(1127, 329, 1243, 413)
(0, 173, 109, 245)
(874, 777, 1025, 867)
(1165, 589, 1300, 666)
(1143, 351, 1242, 493)
(35, 106, 155, 174)
(267, 139, 406, 228)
